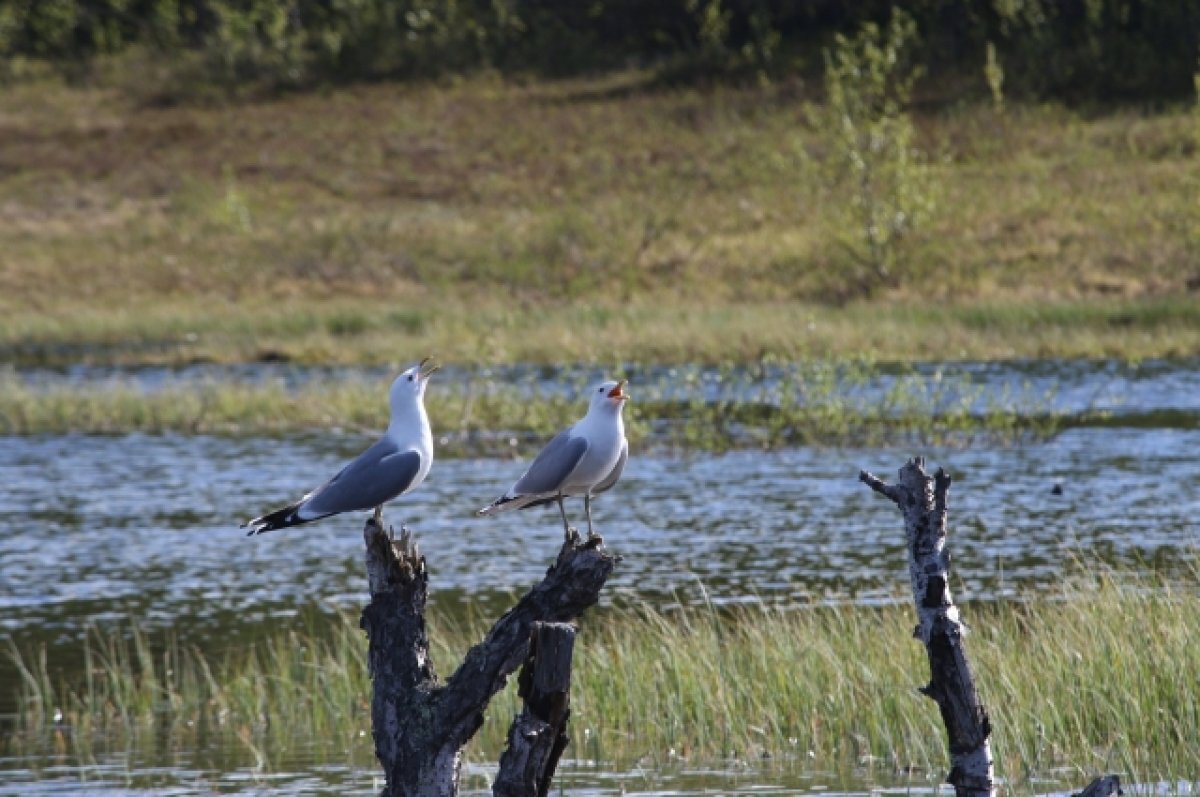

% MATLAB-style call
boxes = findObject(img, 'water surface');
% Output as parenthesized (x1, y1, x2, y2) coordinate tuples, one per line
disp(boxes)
(2, 426, 1197, 646)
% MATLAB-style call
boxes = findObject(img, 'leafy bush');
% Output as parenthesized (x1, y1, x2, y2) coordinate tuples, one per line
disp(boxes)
(989, 0, 1200, 101)
(806, 9, 937, 298)
(0, 2, 1197, 101)
(191, 0, 510, 90)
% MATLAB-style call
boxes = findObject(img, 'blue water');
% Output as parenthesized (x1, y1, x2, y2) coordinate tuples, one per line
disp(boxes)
(0, 753, 955, 797)
(2, 425, 1197, 648)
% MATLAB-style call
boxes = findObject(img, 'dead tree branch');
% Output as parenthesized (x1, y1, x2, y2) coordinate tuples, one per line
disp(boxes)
(860, 457, 995, 797)
(862, 458, 1123, 797)
(493, 622, 576, 797)
(360, 519, 615, 797)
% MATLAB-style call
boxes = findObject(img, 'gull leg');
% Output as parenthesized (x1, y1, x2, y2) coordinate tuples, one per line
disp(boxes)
(556, 495, 571, 538)
(584, 494, 594, 536)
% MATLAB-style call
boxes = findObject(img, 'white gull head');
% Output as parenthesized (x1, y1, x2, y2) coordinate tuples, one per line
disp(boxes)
(585, 379, 628, 417)
(388, 357, 438, 429)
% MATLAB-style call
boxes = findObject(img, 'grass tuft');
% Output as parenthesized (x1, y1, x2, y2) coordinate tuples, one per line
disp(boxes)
(0, 361, 1058, 448)
(5, 569, 1199, 786)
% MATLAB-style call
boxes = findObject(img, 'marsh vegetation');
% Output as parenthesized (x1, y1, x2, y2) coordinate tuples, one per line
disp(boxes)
(7, 568, 1198, 787)
(0, 360, 1062, 448)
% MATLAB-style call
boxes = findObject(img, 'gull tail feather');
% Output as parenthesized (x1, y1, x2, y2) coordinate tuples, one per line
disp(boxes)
(243, 501, 324, 535)
(477, 493, 543, 516)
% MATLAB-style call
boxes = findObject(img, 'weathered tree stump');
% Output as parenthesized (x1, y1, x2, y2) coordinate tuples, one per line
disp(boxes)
(493, 622, 576, 797)
(862, 458, 1121, 797)
(860, 458, 995, 797)
(360, 519, 615, 797)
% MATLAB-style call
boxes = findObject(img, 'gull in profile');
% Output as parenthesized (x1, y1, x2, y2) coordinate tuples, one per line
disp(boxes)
(242, 359, 438, 535)
(478, 379, 629, 536)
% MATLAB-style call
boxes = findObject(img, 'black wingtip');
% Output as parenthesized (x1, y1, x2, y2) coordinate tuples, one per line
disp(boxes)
(243, 502, 305, 536)
(479, 495, 521, 515)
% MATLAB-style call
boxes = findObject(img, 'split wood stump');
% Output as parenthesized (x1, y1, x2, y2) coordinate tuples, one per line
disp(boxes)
(493, 622, 576, 797)
(862, 457, 1120, 797)
(360, 518, 615, 797)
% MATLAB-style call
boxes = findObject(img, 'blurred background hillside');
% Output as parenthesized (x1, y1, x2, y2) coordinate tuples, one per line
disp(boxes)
(2, 0, 1197, 101)
(0, 0, 1198, 366)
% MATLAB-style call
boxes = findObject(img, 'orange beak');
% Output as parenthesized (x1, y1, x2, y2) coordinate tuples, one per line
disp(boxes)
(607, 380, 628, 400)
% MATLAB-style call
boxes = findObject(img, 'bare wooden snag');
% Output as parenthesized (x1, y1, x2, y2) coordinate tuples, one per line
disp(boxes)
(493, 622, 577, 797)
(862, 458, 1121, 797)
(360, 519, 615, 797)
(860, 458, 995, 797)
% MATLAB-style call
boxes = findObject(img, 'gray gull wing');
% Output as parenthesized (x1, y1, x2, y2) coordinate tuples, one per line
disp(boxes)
(511, 430, 588, 496)
(303, 441, 424, 517)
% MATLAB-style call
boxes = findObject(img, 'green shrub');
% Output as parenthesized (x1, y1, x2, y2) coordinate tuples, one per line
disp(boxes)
(2, 1, 1197, 101)
(990, 0, 1200, 101)
(807, 9, 937, 298)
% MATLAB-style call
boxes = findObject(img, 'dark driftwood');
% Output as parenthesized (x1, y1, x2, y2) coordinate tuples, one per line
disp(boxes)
(360, 518, 615, 797)
(860, 458, 995, 797)
(493, 622, 576, 797)
(1074, 776, 1123, 797)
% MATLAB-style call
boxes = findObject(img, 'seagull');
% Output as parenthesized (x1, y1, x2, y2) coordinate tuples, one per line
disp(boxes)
(242, 359, 438, 535)
(478, 379, 629, 537)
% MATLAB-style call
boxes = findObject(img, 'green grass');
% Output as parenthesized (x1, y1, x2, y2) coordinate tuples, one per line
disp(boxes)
(6, 569, 1199, 786)
(5, 296, 1200, 369)
(0, 361, 1058, 448)
(0, 76, 1197, 367)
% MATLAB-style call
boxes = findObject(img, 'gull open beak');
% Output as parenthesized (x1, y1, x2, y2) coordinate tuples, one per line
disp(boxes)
(607, 379, 628, 400)
(418, 356, 441, 380)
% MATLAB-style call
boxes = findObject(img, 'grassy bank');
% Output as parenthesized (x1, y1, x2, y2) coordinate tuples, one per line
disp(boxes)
(0, 361, 1058, 447)
(1, 77, 1198, 367)
(6, 570, 1199, 786)
(5, 296, 1200, 369)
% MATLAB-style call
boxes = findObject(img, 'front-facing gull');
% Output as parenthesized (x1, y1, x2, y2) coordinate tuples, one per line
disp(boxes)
(478, 379, 629, 536)
(242, 359, 437, 535)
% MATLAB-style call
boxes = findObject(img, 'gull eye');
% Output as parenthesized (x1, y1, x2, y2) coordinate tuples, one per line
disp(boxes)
(407, 376, 414, 382)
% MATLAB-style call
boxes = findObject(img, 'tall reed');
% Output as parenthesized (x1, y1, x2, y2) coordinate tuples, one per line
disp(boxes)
(0, 362, 1057, 448)
(7, 568, 1198, 786)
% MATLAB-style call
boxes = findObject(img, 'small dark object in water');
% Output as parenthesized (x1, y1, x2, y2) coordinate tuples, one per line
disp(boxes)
(1051, 483, 1064, 496)
(257, 349, 292, 363)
